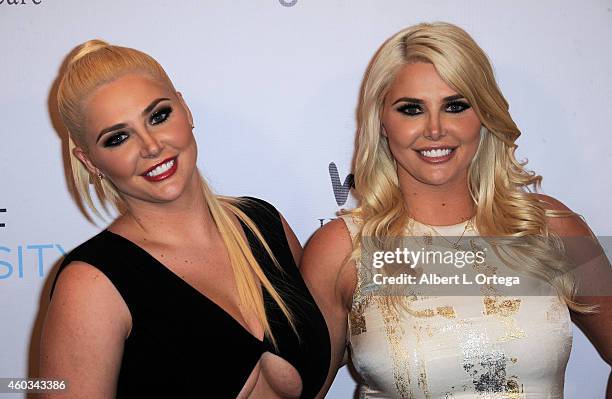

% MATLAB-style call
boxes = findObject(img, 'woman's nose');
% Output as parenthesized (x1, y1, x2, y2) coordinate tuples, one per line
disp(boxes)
(139, 131, 164, 159)
(424, 111, 445, 140)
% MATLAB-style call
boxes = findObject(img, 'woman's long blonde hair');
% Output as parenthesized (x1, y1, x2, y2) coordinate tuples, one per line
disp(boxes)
(347, 22, 597, 313)
(56, 39, 298, 345)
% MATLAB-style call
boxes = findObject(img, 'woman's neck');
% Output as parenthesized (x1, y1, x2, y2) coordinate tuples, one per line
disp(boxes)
(112, 171, 219, 245)
(398, 174, 475, 226)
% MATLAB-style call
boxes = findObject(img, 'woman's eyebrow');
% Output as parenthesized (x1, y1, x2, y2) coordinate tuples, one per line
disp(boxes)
(96, 97, 170, 143)
(96, 123, 127, 143)
(141, 97, 170, 116)
(391, 94, 465, 106)
(443, 94, 464, 102)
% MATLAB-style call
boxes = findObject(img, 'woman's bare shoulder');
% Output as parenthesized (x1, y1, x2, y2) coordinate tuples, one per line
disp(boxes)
(532, 193, 592, 236)
(301, 217, 357, 307)
(40, 261, 131, 397)
(48, 260, 132, 338)
(304, 217, 354, 260)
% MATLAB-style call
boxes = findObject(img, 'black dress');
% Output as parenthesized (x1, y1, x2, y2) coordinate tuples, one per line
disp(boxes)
(49, 197, 331, 398)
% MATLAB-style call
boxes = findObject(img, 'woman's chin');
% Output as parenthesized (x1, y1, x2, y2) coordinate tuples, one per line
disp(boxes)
(413, 172, 464, 187)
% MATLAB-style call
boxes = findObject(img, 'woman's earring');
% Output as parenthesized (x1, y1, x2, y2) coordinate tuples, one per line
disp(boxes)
(97, 172, 104, 180)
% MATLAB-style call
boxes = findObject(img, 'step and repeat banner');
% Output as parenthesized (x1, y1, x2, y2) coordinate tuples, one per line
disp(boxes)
(1, 1, 610, 397)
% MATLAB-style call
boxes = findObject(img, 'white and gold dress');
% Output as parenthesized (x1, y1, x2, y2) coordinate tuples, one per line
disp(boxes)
(339, 214, 573, 399)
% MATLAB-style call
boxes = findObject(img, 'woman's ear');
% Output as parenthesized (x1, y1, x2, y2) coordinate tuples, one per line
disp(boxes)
(176, 91, 194, 128)
(72, 146, 102, 176)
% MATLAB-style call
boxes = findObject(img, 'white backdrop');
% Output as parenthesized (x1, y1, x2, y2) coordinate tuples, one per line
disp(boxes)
(1, 0, 610, 397)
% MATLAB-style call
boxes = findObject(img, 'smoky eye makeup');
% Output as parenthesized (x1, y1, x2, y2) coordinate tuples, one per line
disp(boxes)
(100, 105, 174, 148)
(101, 99, 173, 147)
(445, 100, 471, 113)
(103, 132, 129, 147)
(150, 106, 173, 125)
(396, 103, 424, 116)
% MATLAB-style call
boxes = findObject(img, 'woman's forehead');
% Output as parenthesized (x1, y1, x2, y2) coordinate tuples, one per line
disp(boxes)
(387, 63, 457, 100)
(81, 74, 174, 133)
(89, 73, 171, 99)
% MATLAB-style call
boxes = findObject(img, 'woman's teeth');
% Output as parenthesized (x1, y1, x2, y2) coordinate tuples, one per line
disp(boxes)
(146, 159, 175, 177)
(420, 148, 453, 158)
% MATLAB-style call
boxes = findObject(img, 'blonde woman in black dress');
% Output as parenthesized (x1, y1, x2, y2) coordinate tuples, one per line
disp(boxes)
(39, 40, 330, 398)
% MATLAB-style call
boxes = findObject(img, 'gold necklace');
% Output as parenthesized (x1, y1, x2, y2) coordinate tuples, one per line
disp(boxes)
(408, 217, 475, 250)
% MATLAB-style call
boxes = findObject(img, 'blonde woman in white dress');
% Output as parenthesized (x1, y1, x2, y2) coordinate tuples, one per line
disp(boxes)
(302, 22, 611, 398)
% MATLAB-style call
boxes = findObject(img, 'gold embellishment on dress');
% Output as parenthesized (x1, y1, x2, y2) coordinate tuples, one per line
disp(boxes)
(348, 212, 372, 337)
(412, 308, 435, 318)
(350, 297, 369, 336)
(436, 305, 457, 319)
(483, 296, 526, 342)
(411, 310, 431, 397)
(377, 297, 414, 399)
(483, 297, 521, 317)
(404, 305, 456, 319)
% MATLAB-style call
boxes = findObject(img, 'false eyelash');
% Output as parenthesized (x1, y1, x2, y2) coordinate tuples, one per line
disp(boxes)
(104, 132, 128, 147)
(397, 103, 423, 116)
(151, 107, 172, 124)
(445, 101, 471, 113)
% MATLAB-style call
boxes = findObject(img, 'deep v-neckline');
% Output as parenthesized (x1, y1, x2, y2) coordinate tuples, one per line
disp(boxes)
(102, 225, 270, 347)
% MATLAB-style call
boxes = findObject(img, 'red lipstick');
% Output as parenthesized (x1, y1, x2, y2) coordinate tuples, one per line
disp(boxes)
(140, 156, 178, 182)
